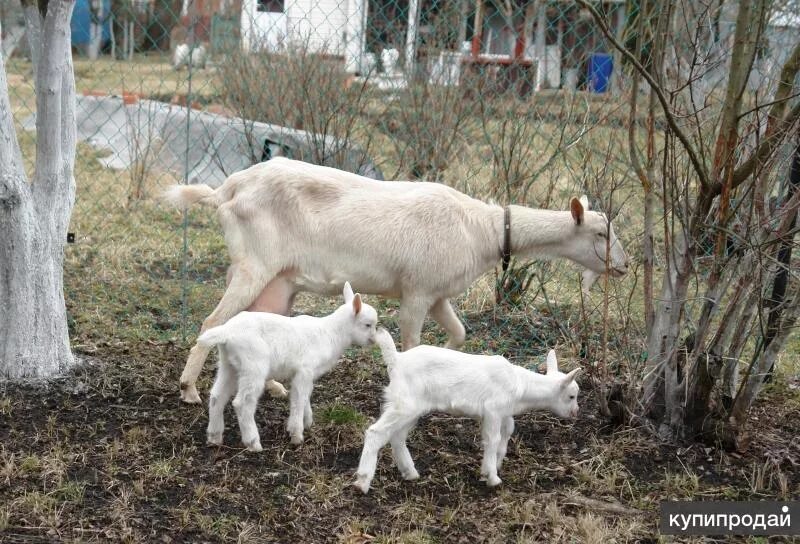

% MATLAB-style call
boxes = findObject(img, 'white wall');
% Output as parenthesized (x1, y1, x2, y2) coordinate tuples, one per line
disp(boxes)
(285, 0, 348, 55)
(241, 0, 349, 55)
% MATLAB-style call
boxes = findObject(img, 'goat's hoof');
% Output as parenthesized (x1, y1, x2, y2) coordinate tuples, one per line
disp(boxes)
(206, 433, 223, 446)
(245, 439, 263, 452)
(486, 475, 502, 487)
(180, 386, 202, 404)
(353, 476, 371, 494)
(289, 434, 303, 446)
(266, 380, 288, 399)
(402, 469, 420, 481)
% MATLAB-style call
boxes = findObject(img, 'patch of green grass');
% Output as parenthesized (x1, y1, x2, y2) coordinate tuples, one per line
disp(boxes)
(53, 480, 86, 504)
(659, 469, 700, 499)
(194, 512, 240, 540)
(0, 397, 11, 416)
(145, 458, 179, 482)
(318, 403, 367, 426)
(19, 454, 41, 474)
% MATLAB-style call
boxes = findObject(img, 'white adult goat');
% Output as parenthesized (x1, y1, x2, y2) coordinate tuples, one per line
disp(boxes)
(354, 329, 581, 492)
(164, 157, 627, 404)
(196, 282, 378, 449)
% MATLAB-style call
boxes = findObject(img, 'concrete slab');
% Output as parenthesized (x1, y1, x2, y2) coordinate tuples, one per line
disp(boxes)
(23, 95, 383, 187)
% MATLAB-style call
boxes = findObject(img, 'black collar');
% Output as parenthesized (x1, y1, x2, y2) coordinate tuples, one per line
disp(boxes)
(502, 206, 511, 271)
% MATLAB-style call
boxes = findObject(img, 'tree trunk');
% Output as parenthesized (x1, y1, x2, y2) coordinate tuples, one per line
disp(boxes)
(0, 0, 77, 380)
(763, 131, 799, 381)
(642, 231, 692, 434)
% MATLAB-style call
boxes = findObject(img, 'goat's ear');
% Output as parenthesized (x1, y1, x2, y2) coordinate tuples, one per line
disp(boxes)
(562, 368, 582, 387)
(546, 349, 558, 374)
(570, 197, 584, 226)
(352, 293, 362, 315)
(579, 194, 590, 211)
(343, 282, 354, 304)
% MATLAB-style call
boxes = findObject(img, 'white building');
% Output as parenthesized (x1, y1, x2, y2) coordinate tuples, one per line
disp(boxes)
(240, 0, 369, 73)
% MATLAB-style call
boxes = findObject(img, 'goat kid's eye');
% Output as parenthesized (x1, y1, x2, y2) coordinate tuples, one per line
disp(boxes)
(597, 232, 607, 239)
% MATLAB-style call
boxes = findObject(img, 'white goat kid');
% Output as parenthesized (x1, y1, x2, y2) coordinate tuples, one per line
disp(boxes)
(164, 158, 627, 404)
(354, 329, 581, 493)
(196, 283, 378, 450)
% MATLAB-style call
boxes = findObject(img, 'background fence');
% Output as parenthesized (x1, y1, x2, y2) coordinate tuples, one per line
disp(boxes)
(1, 0, 798, 372)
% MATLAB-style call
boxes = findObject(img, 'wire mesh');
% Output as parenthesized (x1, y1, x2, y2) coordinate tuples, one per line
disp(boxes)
(1, 0, 798, 378)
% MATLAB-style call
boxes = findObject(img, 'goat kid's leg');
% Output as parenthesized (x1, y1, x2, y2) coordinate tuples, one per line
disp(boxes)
(303, 397, 313, 429)
(479, 415, 503, 487)
(246, 273, 298, 399)
(430, 298, 466, 349)
(390, 419, 419, 481)
(496, 416, 515, 470)
(232, 374, 267, 452)
(354, 408, 412, 493)
(286, 373, 313, 445)
(399, 295, 433, 350)
(180, 261, 271, 404)
(207, 351, 237, 446)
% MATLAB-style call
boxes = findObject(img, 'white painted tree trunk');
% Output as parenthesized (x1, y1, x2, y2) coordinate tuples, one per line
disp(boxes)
(87, 0, 104, 60)
(0, 0, 77, 380)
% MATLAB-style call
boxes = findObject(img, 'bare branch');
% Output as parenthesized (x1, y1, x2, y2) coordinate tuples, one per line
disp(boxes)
(576, 0, 712, 192)
(710, 0, 765, 181)
(731, 100, 800, 189)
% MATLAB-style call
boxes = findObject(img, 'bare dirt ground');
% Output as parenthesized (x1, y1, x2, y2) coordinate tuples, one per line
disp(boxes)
(2, 315, 799, 543)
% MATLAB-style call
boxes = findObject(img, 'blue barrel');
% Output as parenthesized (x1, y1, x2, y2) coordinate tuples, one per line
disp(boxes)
(588, 53, 613, 93)
(71, 0, 112, 46)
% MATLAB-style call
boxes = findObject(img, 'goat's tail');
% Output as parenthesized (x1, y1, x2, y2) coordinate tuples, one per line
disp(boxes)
(196, 323, 234, 349)
(374, 328, 399, 370)
(162, 184, 222, 209)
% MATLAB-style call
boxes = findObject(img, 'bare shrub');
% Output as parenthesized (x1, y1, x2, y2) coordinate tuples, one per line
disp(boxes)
(380, 81, 474, 181)
(478, 92, 594, 305)
(580, 0, 800, 444)
(217, 41, 376, 174)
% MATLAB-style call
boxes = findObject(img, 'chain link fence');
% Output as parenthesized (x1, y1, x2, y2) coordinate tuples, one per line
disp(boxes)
(2, 0, 798, 373)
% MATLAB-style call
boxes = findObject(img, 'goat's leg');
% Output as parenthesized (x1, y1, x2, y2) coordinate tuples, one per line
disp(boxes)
(242, 271, 296, 400)
(286, 372, 313, 445)
(179, 261, 270, 404)
(303, 397, 313, 429)
(232, 374, 266, 452)
(430, 298, 466, 349)
(246, 271, 297, 314)
(496, 416, 515, 470)
(354, 408, 415, 493)
(206, 350, 237, 446)
(479, 415, 503, 487)
(390, 419, 419, 481)
(399, 295, 433, 350)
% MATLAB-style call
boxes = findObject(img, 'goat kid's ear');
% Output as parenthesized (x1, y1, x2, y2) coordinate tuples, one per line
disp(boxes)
(343, 281, 354, 304)
(561, 368, 582, 388)
(546, 349, 558, 374)
(570, 197, 584, 226)
(352, 293, 362, 315)
(579, 194, 590, 211)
